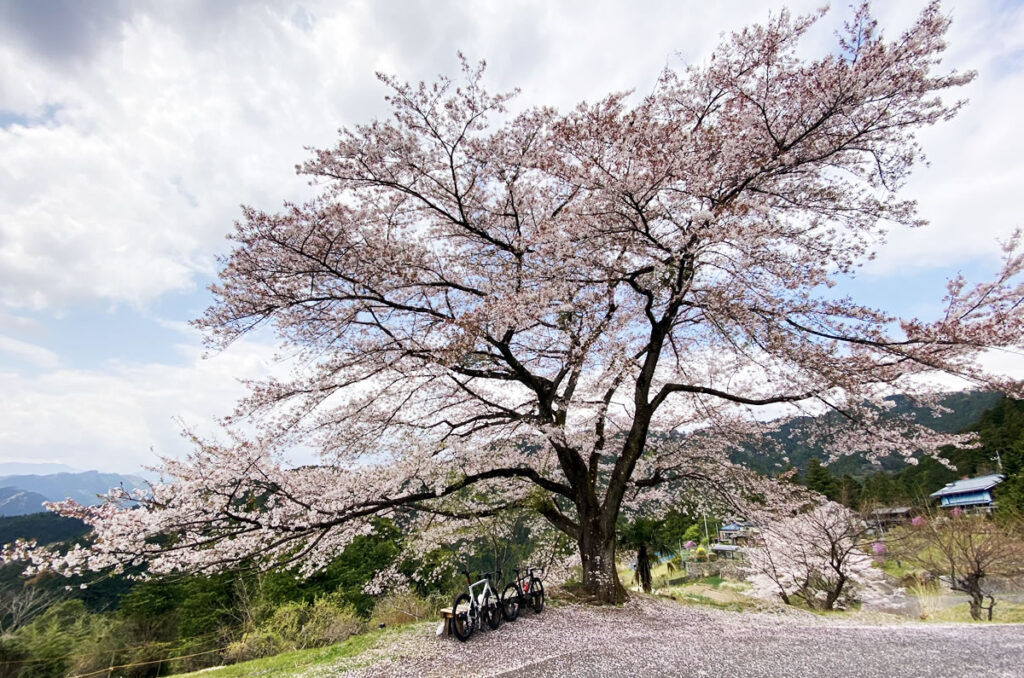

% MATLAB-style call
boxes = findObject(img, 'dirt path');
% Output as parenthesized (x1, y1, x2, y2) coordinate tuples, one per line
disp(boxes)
(311, 596, 1023, 678)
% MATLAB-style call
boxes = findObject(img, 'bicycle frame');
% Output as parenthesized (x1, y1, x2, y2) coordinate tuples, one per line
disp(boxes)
(501, 566, 544, 622)
(466, 575, 496, 610)
(513, 567, 542, 596)
(459, 570, 498, 630)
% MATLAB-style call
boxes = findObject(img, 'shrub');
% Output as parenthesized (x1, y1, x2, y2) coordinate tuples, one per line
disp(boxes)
(369, 591, 438, 628)
(298, 595, 362, 648)
(225, 594, 364, 662)
(224, 629, 287, 663)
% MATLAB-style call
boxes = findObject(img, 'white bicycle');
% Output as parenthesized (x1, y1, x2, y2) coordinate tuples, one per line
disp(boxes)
(451, 569, 502, 641)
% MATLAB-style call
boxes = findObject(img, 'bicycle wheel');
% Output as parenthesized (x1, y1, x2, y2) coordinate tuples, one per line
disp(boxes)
(501, 583, 520, 622)
(483, 590, 502, 630)
(451, 592, 474, 641)
(530, 578, 544, 613)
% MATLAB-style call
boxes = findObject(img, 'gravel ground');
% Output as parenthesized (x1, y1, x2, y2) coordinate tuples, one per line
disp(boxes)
(309, 596, 1024, 678)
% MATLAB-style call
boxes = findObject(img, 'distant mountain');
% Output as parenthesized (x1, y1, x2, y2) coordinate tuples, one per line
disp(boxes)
(0, 487, 52, 516)
(730, 390, 1002, 477)
(0, 462, 82, 475)
(0, 471, 148, 508)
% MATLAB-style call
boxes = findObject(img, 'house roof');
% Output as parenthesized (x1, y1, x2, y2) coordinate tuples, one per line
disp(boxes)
(710, 544, 739, 552)
(929, 474, 1004, 498)
(871, 507, 911, 516)
(720, 521, 758, 531)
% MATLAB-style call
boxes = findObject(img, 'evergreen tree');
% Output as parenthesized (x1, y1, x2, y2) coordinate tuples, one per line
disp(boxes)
(804, 458, 841, 502)
(838, 474, 862, 510)
(862, 472, 896, 507)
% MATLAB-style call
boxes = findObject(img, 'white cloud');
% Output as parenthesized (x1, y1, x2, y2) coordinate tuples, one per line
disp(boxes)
(0, 0, 1014, 312)
(1, 0, 834, 312)
(0, 1, 1021, 472)
(0, 334, 60, 369)
(0, 337, 278, 473)
(865, 1, 1024, 276)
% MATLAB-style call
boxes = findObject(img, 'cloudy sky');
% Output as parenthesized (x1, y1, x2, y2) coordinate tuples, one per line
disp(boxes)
(1, 0, 1022, 474)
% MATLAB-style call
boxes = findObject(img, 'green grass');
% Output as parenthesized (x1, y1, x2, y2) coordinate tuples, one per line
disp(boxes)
(171, 627, 398, 678)
(915, 599, 1024, 623)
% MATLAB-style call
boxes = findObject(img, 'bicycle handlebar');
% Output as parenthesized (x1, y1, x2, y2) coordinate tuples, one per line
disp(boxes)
(461, 569, 501, 583)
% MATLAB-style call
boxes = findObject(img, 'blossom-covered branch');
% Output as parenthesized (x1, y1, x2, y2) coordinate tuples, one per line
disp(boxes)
(10, 3, 1022, 604)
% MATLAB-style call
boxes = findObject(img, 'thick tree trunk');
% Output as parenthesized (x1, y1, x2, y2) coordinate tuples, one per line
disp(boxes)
(578, 515, 628, 603)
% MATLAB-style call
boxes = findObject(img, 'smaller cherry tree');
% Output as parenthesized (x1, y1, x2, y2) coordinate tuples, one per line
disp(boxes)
(748, 500, 880, 610)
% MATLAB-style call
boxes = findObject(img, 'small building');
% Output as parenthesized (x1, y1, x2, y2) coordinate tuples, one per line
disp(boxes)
(929, 474, 1005, 512)
(718, 520, 760, 545)
(869, 506, 912, 529)
(710, 543, 741, 559)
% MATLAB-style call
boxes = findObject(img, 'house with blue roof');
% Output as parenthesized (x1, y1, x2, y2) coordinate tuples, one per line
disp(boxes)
(929, 474, 1005, 512)
(717, 520, 760, 545)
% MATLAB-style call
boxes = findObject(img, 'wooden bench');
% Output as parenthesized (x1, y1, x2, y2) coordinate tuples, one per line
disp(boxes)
(437, 607, 454, 637)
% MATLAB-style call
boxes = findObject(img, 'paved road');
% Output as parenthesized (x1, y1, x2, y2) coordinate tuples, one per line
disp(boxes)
(490, 620, 1023, 678)
(333, 597, 1024, 678)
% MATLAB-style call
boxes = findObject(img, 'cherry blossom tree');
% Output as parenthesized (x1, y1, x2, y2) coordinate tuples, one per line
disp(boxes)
(747, 500, 880, 610)
(8, 3, 1024, 604)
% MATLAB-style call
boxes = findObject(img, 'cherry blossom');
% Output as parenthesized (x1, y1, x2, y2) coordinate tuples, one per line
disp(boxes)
(746, 500, 887, 610)
(7, 3, 1023, 603)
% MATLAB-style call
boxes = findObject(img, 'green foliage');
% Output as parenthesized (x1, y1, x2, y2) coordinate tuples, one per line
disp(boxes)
(227, 594, 363, 663)
(973, 398, 1024, 514)
(7, 600, 103, 678)
(177, 628, 389, 678)
(176, 574, 239, 639)
(0, 518, 407, 677)
(804, 458, 841, 501)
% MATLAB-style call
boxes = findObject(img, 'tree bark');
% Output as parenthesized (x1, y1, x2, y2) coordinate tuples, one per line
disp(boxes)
(823, 572, 848, 610)
(954, 575, 986, 621)
(578, 514, 628, 603)
(968, 591, 983, 621)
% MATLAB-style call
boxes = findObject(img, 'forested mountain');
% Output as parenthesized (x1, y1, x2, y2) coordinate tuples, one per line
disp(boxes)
(730, 390, 1002, 477)
(0, 512, 89, 546)
(788, 394, 1024, 511)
